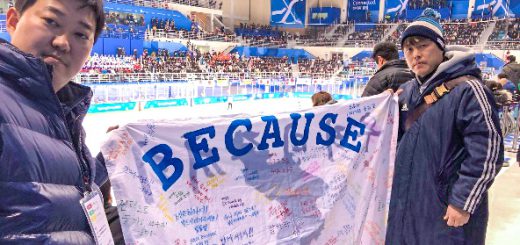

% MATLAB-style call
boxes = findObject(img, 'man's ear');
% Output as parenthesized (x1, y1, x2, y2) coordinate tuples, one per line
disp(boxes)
(377, 56, 385, 66)
(6, 7, 21, 35)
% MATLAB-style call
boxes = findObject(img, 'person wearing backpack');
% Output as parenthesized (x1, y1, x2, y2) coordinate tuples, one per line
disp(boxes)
(386, 8, 504, 245)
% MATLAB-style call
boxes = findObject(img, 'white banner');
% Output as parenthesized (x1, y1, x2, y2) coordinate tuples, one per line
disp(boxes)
(101, 93, 399, 244)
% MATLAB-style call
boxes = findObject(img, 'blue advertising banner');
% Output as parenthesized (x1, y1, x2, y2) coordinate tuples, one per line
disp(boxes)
(308, 7, 341, 25)
(144, 99, 189, 109)
(451, 0, 470, 19)
(88, 102, 137, 113)
(348, 0, 380, 22)
(232, 94, 254, 102)
(512, 0, 520, 16)
(473, 0, 513, 18)
(193, 96, 228, 105)
(271, 0, 306, 28)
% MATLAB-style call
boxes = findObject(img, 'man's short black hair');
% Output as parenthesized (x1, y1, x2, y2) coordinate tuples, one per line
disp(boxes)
(509, 55, 516, 63)
(372, 42, 399, 62)
(498, 73, 508, 79)
(14, 0, 105, 42)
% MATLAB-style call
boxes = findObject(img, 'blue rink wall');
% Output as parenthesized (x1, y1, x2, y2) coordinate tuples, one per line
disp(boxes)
(88, 92, 355, 113)
(86, 78, 368, 113)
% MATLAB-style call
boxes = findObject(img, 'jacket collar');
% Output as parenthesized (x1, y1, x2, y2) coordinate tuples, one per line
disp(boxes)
(0, 39, 92, 117)
(377, 59, 407, 73)
(57, 82, 93, 119)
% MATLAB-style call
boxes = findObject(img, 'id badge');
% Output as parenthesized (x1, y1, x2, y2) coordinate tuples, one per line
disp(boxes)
(81, 190, 115, 245)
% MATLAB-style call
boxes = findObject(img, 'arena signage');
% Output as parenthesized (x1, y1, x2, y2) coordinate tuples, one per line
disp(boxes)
(101, 93, 398, 244)
(88, 102, 136, 113)
(271, 0, 306, 28)
(474, 0, 513, 18)
(348, 0, 380, 22)
(309, 7, 341, 25)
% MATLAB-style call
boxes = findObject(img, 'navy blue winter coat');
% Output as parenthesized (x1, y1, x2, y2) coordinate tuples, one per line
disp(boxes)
(386, 46, 504, 245)
(0, 40, 108, 243)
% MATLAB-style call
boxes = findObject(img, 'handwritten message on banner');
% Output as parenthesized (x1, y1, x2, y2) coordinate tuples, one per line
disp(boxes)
(101, 94, 399, 244)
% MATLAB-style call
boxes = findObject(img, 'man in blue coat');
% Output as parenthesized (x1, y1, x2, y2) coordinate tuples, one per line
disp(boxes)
(0, 0, 109, 243)
(386, 9, 504, 245)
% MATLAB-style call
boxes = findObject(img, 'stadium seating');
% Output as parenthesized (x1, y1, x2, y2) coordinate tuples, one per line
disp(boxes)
(105, 0, 222, 10)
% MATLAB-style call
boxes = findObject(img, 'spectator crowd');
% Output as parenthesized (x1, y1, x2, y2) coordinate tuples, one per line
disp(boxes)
(491, 18, 520, 40)
(442, 20, 487, 45)
(80, 51, 343, 76)
(299, 57, 343, 74)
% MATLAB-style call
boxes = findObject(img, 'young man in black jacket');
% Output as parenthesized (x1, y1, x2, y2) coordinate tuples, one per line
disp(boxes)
(362, 42, 414, 97)
(500, 55, 520, 88)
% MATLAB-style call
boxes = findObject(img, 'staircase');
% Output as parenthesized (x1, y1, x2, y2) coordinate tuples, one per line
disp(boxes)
(222, 45, 236, 55)
(477, 20, 497, 51)
(381, 24, 399, 42)
(324, 24, 341, 38)
(291, 63, 300, 78)
(213, 16, 232, 32)
(336, 24, 355, 47)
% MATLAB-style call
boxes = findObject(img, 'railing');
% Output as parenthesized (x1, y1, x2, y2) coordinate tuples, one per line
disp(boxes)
(294, 39, 338, 47)
(87, 81, 369, 106)
(74, 71, 370, 84)
(83, 75, 370, 105)
(343, 40, 377, 47)
(485, 41, 520, 50)
(0, 19, 5, 32)
(105, 0, 222, 10)
(241, 37, 288, 48)
(101, 30, 146, 39)
(146, 29, 237, 43)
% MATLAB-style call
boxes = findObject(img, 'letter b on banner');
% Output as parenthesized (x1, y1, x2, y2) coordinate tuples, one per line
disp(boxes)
(142, 144, 184, 191)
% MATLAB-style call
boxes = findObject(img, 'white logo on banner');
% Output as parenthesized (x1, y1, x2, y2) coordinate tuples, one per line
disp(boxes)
(102, 94, 399, 244)
(272, 0, 304, 25)
(386, 0, 409, 15)
(476, 0, 511, 16)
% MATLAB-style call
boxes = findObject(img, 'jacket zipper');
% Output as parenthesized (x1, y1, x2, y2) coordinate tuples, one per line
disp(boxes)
(39, 55, 91, 194)
(68, 113, 91, 194)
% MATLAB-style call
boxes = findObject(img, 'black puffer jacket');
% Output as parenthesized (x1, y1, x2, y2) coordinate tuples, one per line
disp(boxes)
(362, 59, 414, 97)
(500, 61, 520, 85)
